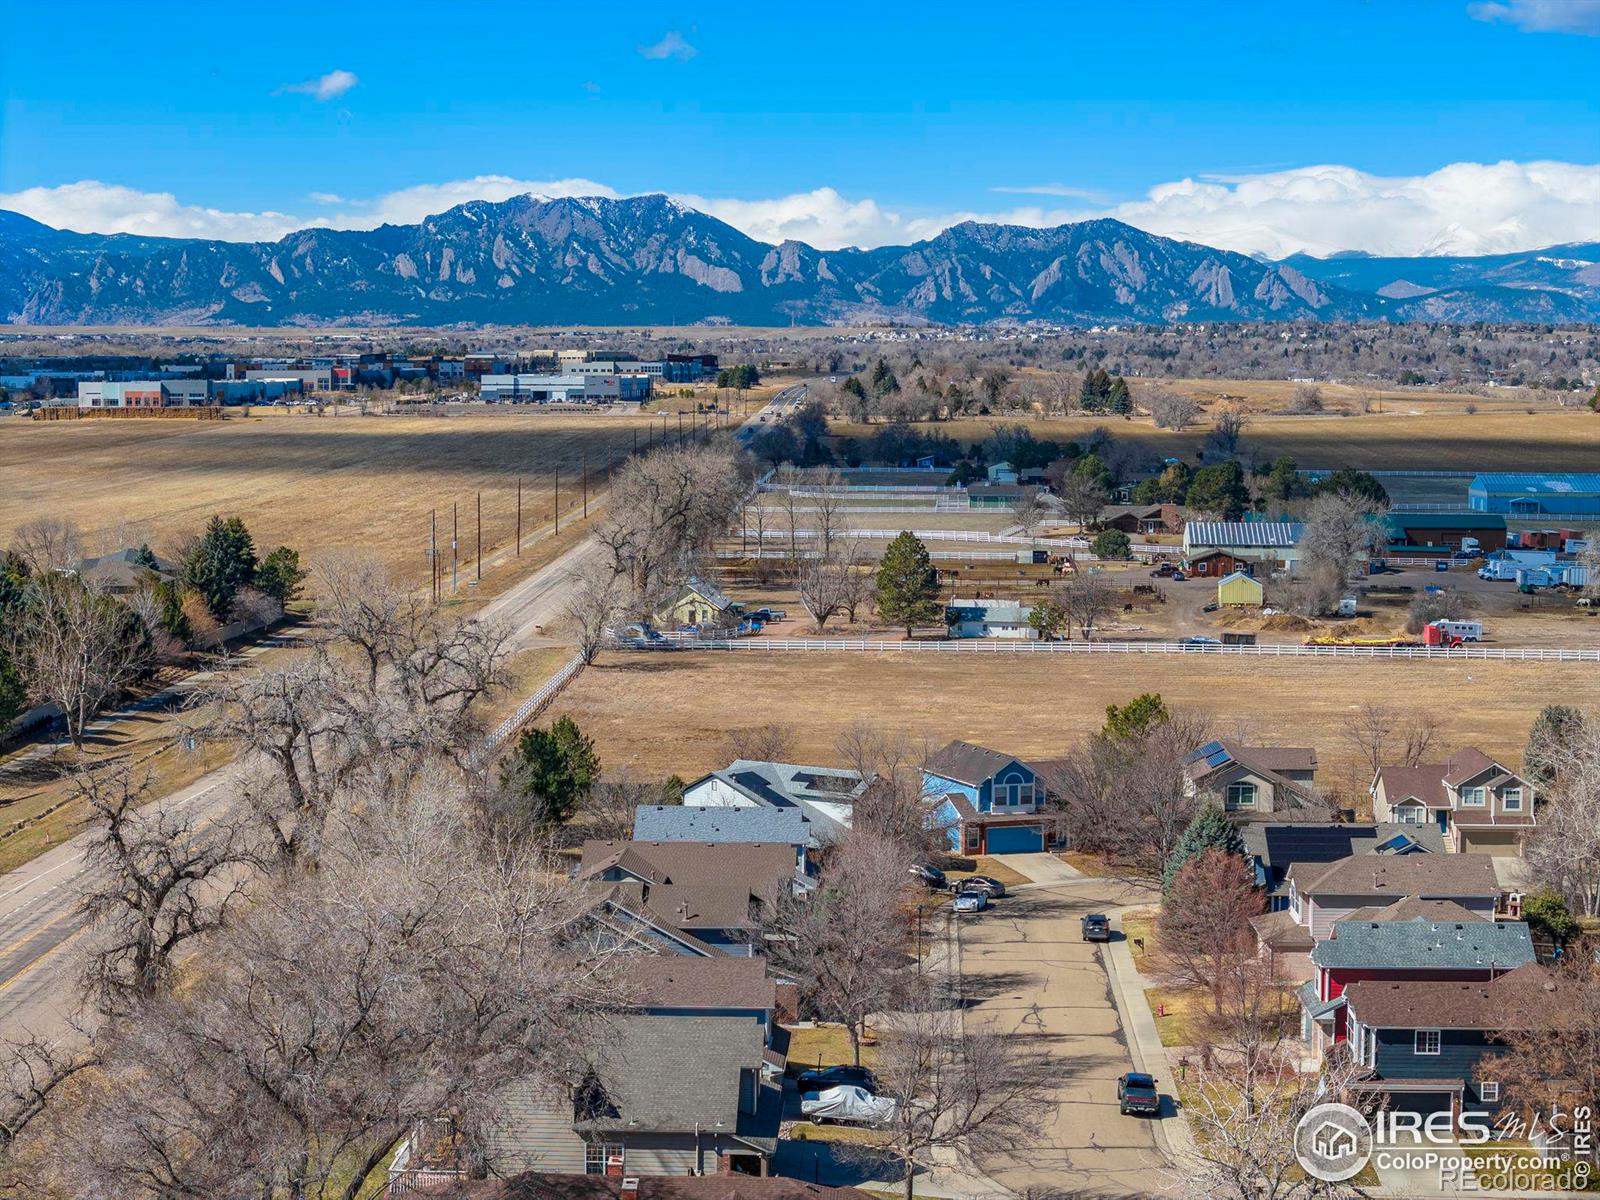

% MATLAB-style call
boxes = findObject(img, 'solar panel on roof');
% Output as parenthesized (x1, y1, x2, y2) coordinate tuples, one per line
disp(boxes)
(1187, 740, 1226, 764)
(1206, 748, 1232, 767)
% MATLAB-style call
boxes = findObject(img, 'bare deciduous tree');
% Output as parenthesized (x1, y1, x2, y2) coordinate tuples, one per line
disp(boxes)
(75, 765, 253, 1013)
(726, 723, 796, 764)
(869, 981, 1055, 1200)
(1205, 406, 1251, 459)
(1300, 493, 1388, 592)
(1339, 702, 1439, 791)
(1010, 491, 1048, 539)
(12, 574, 150, 749)
(1056, 472, 1107, 531)
(9, 517, 82, 575)
(595, 443, 746, 597)
(1523, 716, 1600, 918)
(1059, 570, 1113, 640)
(1147, 389, 1200, 431)
(564, 561, 627, 664)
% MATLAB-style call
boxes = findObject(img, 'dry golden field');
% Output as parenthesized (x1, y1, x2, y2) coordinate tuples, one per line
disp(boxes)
(549, 651, 1600, 793)
(0, 410, 677, 586)
(830, 406, 1600, 471)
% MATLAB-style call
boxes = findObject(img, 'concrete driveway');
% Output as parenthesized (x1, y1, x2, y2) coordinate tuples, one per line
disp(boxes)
(955, 877, 1172, 1199)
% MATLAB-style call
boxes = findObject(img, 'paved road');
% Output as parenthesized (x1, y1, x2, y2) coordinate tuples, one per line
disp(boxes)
(0, 384, 803, 1043)
(957, 871, 1172, 1199)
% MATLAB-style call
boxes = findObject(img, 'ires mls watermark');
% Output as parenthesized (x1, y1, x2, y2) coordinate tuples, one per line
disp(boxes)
(1295, 1102, 1596, 1190)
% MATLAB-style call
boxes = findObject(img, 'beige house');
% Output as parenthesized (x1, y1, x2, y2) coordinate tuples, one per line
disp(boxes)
(1371, 747, 1534, 856)
(1185, 740, 1323, 817)
(653, 576, 734, 630)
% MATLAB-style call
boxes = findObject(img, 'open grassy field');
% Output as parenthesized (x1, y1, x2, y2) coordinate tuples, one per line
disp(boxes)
(550, 651, 1600, 793)
(830, 407, 1600, 472)
(0, 409, 675, 588)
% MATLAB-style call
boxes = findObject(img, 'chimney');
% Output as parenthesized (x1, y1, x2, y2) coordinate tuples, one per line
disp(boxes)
(606, 1155, 625, 1178)
(622, 1178, 641, 1200)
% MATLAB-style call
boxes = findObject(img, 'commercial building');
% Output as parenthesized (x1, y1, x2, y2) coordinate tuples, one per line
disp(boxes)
(479, 373, 650, 403)
(77, 380, 211, 409)
(244, 367, 333, 391)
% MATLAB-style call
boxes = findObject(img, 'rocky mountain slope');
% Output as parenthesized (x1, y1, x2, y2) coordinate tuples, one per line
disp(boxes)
(1, 195, 1593, 326)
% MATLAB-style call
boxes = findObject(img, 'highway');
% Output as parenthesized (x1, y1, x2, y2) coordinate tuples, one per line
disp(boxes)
(0, 384, 804, 1043)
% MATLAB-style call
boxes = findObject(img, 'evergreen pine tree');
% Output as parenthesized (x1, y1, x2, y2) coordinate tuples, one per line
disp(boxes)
(182, 515, 259, 621)
(1108, 376, 1132, 415)
(1162, 806, 1246, 894)
(508, 715, 600, 830)
(874, 531, 943, 638)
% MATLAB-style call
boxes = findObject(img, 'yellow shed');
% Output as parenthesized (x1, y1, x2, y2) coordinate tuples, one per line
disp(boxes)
(1217, 571, 1264, 607)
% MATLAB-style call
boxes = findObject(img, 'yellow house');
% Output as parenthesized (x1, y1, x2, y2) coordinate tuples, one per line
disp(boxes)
(653, 576, 734, 629)
(1217, 570, 1264, 607)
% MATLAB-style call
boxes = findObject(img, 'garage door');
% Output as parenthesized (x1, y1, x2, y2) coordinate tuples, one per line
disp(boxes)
(986, 825, 1043, 854)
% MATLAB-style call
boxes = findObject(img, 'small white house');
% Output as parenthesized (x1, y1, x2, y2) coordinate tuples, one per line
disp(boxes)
(946, 599, 1038, 639)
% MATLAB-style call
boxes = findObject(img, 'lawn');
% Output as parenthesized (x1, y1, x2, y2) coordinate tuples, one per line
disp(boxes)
(1460, 1145, 1600, 1192)
(1119, 908, 1159, 975)
(0, 409, 666, 590)
(786, 1024, 881, 1072)
(549, 651, 1597, 791)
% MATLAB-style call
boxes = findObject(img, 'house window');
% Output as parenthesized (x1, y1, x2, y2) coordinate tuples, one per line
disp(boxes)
(585, 1143, 623, 1175)
(994, 781, 1034, 808)
(1480, 1082, 1500, 1103)
(1415, 1030, 1441, 1056)
(1226, 782, 1258, 811)
(965, 827, 981, 852)
(1462, 787, 1487, 808)
(1502, 789, 1522, 812)
(1394, 802, 1425, 824)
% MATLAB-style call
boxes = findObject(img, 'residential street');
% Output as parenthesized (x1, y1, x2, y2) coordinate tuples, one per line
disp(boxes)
(955, 859, 1178, 1199)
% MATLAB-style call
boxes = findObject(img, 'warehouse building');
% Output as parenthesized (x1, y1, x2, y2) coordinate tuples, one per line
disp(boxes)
(1386, 512, 1508, 553)
(1467, 474, 1600, 517)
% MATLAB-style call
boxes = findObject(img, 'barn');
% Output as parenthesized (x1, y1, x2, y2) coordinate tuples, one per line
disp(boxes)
(1385, 512, 1508, 552)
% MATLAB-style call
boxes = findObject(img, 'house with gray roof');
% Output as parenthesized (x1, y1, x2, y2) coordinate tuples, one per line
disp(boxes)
(478, 1014, 783, 1179)
(681, 761, 874, 845)
(1182, 520, 1304, 570)
(632, 807, 812, 873)
(1240, 820, 1444, 910)
(923, 740, 1054, 855)
(1185, 740, 1324, 819)
(1299, 908, 1535, 1060)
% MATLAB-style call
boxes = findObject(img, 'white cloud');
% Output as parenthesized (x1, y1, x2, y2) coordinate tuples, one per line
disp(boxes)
(277, 69, 360, 101)
(639, 31, 697, 61)
(5, 162, 1596, 258)
(990, 183, 1111, 202)
(1468, 0, 1600, 34)
(308, 191, 345, 205)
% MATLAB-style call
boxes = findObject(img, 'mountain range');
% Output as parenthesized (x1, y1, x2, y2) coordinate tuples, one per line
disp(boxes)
(2, 194, 1596, 327)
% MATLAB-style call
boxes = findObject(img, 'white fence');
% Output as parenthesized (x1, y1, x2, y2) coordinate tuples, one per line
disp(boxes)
(476, 651, 586, 759)
(735, 527, 1090, 547)
(611, 638, 1600, 663)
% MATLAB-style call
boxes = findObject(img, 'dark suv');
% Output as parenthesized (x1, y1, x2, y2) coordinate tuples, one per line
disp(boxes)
(1118, 1072, 1160, 1116)
(909, 863, 948, 890)
(1081, 913, 1111, 942)
(797, 1066, 877, 1094)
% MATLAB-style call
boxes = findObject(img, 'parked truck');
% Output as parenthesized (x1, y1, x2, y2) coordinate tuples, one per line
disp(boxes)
(1425, 619, 1483, 644)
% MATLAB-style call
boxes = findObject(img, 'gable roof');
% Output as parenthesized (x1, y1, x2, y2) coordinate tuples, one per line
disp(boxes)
(620, 954, 778, 1012)
(1343, 962, 1555, 1030)
(1385, 512, 1507, 532)
(1468, 473, 1600, 498)
(421, 1174, 877, 1200)
(683, 761, 872, 844)
(1315, 915, 1535, 971)
(1289, 852, 1501, 899)
(1375, 748, 1524, 808)
(1240, 822, 1445, 895)
(924, 740, 1029, 787)
(1343, 896, 1485, 924)
(659, 575, 732, 612)
(632, 806, 811, 848)
(1184, 521, 1304, 549)
(592, 882, 718, 956)
(577, 1015, 776, 1136)
(579, 840, 798, 892)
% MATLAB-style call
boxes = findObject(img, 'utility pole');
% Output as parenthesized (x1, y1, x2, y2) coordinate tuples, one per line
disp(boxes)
(677, 412, 683, 444)
(555, 470, 560, 535)
(516, 477, 522, 555)
(582, 453, 588, 520)
(475, 491, 482, 582)
(451, 503, 458, 593)
(430, 508, 437, 604)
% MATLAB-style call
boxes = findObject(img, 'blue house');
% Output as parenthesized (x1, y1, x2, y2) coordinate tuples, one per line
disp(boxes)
(1344, 961, 1553, 1122)
(923, 741, 1052, 855)
(1467, 473, 1600, 516)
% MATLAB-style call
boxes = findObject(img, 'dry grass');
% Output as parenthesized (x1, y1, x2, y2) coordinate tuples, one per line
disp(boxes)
(1120, 908, 1159, 975)
(786, 1024, 881, 1071)
(552, 651, 1600, 791)
(830, 405, 1600, 471)
(0, 410, 669, 589)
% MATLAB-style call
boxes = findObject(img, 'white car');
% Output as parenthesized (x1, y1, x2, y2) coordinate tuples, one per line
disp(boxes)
(800, 1085, 898, 1126)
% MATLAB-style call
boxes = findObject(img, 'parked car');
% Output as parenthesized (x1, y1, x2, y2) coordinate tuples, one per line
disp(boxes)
(1081, 913, 1111, 942)
(745, 607, 787, 623)
(1201, 602, 1219, 613)
(909, 863, 948, 890)
(953, 891, 988, 914)
(1170, 570, 1186, 582)
(1150, 563, 1175, 578)
(801, 1085, 897, 1126)
(797, 1066, 877, 1094)
(955, 875, 1007, 899)
(1179, 636, 1221, 647)
(1117, 1072, 1160, 1116)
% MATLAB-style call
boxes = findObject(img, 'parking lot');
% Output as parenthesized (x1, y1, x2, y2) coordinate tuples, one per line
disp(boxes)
(955, 871, 1172, 1199)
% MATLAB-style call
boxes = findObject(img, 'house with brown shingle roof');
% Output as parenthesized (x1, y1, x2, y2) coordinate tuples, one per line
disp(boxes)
(1184, 740, 1325, 817)
(1343, 962, 1558, 1122)
(1371, 747, 1535, 856)
(1284, 852, 1504, 942)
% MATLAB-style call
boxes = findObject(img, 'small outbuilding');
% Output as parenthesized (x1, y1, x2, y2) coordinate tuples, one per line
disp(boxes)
(1217, 571, 1264, 607)
(653, 576, 734, 629)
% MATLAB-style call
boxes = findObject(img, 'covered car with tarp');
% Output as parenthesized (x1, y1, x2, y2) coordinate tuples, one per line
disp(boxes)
(800, 1084, 898, 1125)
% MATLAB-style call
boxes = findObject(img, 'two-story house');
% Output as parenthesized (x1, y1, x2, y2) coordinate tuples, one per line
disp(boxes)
(1184, 741, 1326, 818)
(1298, 900, 1535, 1058)
(478, 1014, 783, 1179)
(922, 741, 1052, 855)
(632, 807, 814, 875)
(1371, 747, 1535, 856)
(1252, 852, 1503, 980)
(681, 760, 874, 846)
(1241, 822, 1444, 912)
(1344, 962, 1554, 1123)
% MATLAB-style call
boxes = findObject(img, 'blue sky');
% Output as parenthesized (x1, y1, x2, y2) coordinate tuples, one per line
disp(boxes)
(1, 0, 1596, 254)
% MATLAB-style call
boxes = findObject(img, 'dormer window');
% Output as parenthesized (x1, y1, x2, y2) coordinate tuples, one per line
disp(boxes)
(1461, 786, 1487, 808)
(1394, 800, 1425, 824)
